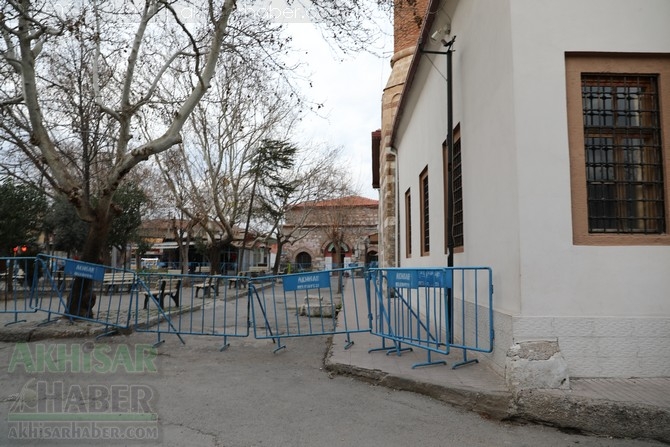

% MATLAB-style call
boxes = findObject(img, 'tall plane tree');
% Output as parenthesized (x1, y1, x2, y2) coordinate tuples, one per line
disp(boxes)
(156, 43, 300, 274)
(0, 1, 385, 317)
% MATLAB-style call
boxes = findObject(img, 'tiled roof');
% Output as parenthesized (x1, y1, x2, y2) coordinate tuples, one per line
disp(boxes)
(296, 195, 379, 208)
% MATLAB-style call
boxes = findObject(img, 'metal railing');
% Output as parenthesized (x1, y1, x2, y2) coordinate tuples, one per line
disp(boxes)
(0, 256, 39, 325)
(133, 271, 248, 349)
(2, 256, 494, 369)
(368, 267, 493, 369)
(26, 255, 137, 336)
(250, 267, 369, 352)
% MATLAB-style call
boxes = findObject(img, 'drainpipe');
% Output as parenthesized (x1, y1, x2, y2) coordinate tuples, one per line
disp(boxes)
(421, 36, 456, 267)
(422, 36, 456, 343)
(444, 39, 455, 343)
(445, 38, 455, 269)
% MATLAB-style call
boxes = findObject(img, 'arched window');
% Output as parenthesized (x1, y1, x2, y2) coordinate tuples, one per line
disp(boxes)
(295, 252, 312, 271)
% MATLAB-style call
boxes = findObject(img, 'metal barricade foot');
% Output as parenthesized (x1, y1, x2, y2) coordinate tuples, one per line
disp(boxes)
(452, 350, 479, 369)
(4, 318, 27, 327)
(272, 338, 286, 353)
(95, 329, 119, 340)
(412, 351, 447, 369)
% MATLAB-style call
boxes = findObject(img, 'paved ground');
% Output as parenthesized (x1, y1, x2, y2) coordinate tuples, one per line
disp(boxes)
(328, 327, 670, 443)
(0, 276, 670, 445)
(327, 277, 670, 444)
(0, 333, 666, 447)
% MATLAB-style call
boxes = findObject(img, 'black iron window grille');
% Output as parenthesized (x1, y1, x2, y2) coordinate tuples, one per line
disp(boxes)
(582, 74, 665, 233)
(405, 189, 412, 257)
(452, 137, 464, 246)
(420, 168, 429, 255)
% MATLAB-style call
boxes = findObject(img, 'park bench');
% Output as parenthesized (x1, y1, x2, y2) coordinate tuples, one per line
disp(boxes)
(195, 277, 220, 297)
(102, 272, 135, 292)
(226, 267, 273, 289)
(227, 275, 248, 289)
(0, 270, 23, 283)
(143, 278, 181, 309)
(193, 265, 211, 274)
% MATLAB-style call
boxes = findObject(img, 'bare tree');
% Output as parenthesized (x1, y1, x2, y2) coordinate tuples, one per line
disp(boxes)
(0, 0, 238, 316)
(0, 0, 387, 317)
(255, 144, 344, 273)
(155, 39, 300, 274)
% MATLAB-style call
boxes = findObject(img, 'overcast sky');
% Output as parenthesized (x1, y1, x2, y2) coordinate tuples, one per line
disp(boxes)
(285, 21, 392, 200)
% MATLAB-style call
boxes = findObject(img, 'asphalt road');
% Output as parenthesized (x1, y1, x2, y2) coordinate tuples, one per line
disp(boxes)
(0, 333, 665, 447)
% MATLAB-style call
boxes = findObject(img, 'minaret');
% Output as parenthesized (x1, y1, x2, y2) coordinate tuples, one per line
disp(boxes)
(378, 0, 428, 267)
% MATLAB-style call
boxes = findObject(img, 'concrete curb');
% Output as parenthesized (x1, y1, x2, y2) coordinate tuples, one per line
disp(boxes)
(512, 390, 670, 444)
(323, 342, 670, 445)
(0, 319, 113, 342)
(324, 354, 513, 421)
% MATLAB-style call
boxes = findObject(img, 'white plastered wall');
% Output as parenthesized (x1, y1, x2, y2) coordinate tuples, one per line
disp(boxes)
(394, 0, 670, 378)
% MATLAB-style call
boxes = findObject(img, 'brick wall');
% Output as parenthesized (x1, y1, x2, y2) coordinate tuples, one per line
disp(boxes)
(282, 201, 379, 268)
(394, 0, 430, 52)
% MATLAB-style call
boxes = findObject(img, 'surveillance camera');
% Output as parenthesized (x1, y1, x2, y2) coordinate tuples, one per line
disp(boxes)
(431, 23, 451, 42)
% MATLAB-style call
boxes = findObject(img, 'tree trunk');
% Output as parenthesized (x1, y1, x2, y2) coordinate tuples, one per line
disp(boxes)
(208, 244, 220, 275)
(272, 239, 284, 275)
(335, 242, 343, 293)
(66, 215, 110, 318)
(178, 232, 190, 274)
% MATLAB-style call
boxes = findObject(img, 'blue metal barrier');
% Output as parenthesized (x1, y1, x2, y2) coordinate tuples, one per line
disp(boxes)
(133, 272, 248, 349)
(3, 254, 494, 369)
(368, 267, 493, 369)
(448, 267, 494, 357)
(31, 255, 136, 336)
(0, 256, 39, 325)
(250, 267, 370, 353)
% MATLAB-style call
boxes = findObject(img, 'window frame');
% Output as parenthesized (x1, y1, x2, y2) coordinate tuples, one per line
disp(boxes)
(566, 53, 670, 245)
(420, 166, 429, 256)
(444, 124, 464, 253)
(405, 188, 412, 258)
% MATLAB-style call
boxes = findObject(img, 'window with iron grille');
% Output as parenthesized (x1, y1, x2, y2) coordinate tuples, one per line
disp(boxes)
(452, 132, 464, 247)
(405, 189, 412, 257)
(443, 126, 464, 253)
(420, 167, 429, 255)
(566, 54, 670, 245)
(581, 74, 665, 234)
